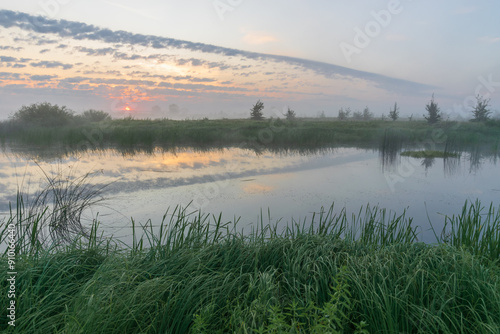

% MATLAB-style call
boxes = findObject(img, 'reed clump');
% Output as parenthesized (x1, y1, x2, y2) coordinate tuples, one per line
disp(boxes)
(1, 191, 499, 333)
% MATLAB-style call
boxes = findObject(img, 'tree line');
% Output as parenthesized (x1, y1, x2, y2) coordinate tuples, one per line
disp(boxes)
(3, 94, 495, 126)
(249, 94, 494, 123)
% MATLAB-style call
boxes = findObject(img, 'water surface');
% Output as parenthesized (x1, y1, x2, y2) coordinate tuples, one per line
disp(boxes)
(1, 144, 498, 243)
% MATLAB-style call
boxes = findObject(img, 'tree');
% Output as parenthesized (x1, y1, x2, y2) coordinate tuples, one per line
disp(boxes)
(362, 107, 373, 120)
(250, 100, 264, 120)
(423, 94, 441, 124)
(338, 107, 351, 120)
(10, 102, 74, 127)
(352, 110, 363, 120)
(470, 95, 491, 122)
(284, 107, 296, 120)
(389, 102, 399, 121)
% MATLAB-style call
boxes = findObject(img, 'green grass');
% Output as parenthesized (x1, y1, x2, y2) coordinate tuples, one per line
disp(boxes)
(1, 195, 500, 333)
(401, 150, 461, 158)
(2, 118, 500, 158)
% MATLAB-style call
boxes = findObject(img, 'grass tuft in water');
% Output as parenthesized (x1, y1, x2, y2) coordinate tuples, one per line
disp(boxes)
(401, 150, 461, 158)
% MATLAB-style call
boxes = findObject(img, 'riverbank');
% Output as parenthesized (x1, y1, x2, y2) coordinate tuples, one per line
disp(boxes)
(1, 201, 499, 333)
(2, 118, 500, 155)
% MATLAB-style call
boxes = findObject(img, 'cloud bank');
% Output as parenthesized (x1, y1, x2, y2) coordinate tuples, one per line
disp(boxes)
(0, 9, 432, 94)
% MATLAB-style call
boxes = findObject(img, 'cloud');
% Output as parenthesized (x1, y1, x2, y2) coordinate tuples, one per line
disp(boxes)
(0, 9, 433, 95)
(0, 56, 17, 62)
(30, 75, 58, 81)
(0, 72, 21, 79)
(0, 45, 23, 51)
(30, 60, 73, 70)
(74, 46, 117, 56)
(0, 56, 31, 68)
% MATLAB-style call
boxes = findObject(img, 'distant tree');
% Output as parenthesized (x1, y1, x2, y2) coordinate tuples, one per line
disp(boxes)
(10, 102, 73, 127)
(284, 106, 296, 120)
(352, 110, 363, 120)
(250, 100, 264, 120)
(318, 110, 326, 118)
(338, 107, 351, 120)
(80, 109, 112, 122)
(389, 102, 399, 121)
(470, 95, 491, 122)
(362, 107, 373, 120)
(424, 94, 442, 124)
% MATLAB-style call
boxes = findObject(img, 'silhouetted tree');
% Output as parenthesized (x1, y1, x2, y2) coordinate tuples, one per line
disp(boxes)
(424, 94, 441, 124)
(470, 95, 491, 122)
(389, 102, 399, 121)
(338, 107, 351, 120)
(284, 107, 296, 120)
(250, 100, 264, 120)
(362, 107, 373, 120)
(352, 110, 363, 120)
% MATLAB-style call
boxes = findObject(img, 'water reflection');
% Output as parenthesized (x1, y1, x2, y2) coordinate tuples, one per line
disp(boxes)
(1, 142, 499, 245)
(378, 129, 499, 174)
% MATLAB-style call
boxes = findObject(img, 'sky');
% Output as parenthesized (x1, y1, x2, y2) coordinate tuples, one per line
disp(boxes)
(0, 0, 499, 120)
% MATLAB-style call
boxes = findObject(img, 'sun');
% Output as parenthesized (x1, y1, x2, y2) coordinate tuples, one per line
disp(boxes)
(125, 106, 131, 111)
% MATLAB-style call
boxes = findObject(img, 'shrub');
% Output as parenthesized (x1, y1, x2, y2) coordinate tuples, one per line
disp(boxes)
(10, 102, 74, 127)
(80, 109, 112, 122)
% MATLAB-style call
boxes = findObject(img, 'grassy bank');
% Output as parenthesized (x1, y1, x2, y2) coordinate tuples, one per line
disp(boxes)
(2, 118, 500, 155)
(1, 199, 500, 333)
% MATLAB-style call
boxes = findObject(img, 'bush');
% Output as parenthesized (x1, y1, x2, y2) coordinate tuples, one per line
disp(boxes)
(79, 109, 112, 122)
(10, 102, 74, 127)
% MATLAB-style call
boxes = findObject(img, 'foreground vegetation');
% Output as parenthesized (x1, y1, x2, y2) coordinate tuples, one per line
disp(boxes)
(1, 193, 500, 332)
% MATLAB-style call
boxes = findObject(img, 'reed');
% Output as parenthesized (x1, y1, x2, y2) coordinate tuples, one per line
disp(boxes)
(2, 118, 500, 159)
(1, 193, 499, 332)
